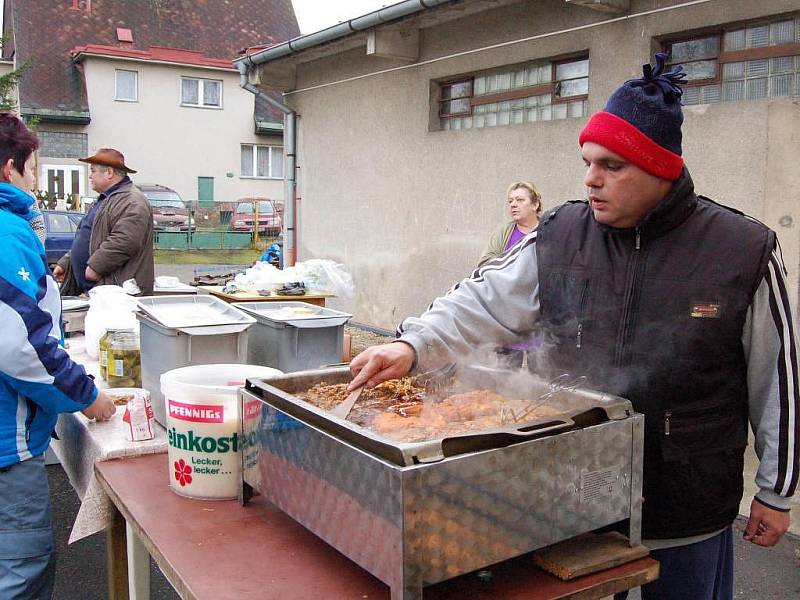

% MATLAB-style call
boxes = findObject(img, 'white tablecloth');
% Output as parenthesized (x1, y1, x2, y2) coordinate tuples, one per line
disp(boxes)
(50, 335, 168, 543)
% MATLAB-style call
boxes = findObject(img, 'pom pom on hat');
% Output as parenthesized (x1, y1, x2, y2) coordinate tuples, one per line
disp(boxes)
(579, 53, 687, 180)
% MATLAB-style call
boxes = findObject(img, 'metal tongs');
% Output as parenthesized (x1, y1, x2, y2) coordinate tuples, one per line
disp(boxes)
(500, 373, 587, 424)
(412, 363, 458, 395)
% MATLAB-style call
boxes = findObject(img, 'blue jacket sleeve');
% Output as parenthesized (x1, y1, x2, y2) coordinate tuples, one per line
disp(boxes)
(0, 220, 98, 413)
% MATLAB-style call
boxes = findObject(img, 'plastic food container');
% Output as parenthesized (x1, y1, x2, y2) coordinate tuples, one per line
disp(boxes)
(136, 312, 254, 426)
(233, 301, 352, 372)
(161, 363, 281, 500)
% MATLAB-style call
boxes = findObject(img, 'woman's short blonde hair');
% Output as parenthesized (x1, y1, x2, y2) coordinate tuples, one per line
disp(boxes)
(506, 181, 542, 215)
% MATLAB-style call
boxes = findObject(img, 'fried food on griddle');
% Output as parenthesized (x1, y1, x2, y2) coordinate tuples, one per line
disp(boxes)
(299, 379, 563, 443)
(299, 377, 424, 412)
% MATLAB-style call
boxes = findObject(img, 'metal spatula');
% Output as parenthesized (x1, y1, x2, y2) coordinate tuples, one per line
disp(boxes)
(329, 385, 364, 420)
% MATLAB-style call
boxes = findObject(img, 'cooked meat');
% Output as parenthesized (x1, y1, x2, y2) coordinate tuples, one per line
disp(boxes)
(299, 380, 564, 443)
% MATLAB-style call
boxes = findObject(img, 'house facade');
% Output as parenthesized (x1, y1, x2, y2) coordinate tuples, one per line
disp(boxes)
(3, 0, 299, 208)
(241, 0, 800, 328)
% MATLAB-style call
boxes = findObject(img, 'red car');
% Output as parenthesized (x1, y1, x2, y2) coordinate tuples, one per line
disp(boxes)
(138, 183, 192, 232)
(230, 198, 282, 235)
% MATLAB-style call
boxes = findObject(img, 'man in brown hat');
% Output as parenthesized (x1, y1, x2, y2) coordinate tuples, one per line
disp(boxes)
(53, 148, 154, 294)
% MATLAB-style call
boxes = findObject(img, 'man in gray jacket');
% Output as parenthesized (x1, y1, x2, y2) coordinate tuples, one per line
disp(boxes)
(54, 148, 154, 294)
(350, 55, 797, 600)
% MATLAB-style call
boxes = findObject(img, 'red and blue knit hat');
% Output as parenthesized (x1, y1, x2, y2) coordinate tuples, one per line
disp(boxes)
(579, 53, 687, 181)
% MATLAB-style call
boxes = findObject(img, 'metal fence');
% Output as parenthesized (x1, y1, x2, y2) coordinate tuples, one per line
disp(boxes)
(153, 230, 253, 250)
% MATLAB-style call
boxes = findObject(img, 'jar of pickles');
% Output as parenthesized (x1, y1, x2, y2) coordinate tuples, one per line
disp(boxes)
(106, 329, 142, 388)
(98, 329, 114, 380)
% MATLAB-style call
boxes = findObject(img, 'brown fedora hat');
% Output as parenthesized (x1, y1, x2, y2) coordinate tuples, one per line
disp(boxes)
(78, 148, 137, 173)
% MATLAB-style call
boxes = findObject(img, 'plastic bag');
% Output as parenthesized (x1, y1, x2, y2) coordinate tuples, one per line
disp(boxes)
(121, 278, 141, 295)
(297, 259, 354, 299)
(83, 285, 139, 359)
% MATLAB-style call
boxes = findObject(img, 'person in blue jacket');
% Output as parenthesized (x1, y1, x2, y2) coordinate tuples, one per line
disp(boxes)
(0, 112, 116, 599)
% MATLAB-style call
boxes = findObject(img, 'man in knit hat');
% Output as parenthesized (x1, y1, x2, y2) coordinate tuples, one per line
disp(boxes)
(350, 54, 797, 598)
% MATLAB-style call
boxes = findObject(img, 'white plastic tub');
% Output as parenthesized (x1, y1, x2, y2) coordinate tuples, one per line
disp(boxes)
(162, 363, 281, 500)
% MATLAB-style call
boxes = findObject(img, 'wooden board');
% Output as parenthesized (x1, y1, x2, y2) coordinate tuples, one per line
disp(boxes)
(533, 531, 650, 581)
(196, 285, 335, 307)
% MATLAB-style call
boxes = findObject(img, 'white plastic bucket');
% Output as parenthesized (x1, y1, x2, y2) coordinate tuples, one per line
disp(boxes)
(161, 363, 281, 500)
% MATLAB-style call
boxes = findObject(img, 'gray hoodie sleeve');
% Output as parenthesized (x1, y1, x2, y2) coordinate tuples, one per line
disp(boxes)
(742, 246, 799, 511)
(398, 232, 540, 371)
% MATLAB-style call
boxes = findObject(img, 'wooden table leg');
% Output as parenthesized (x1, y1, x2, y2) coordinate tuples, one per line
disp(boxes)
(127, 521, 151, 600)
(106, 507, 130, 600)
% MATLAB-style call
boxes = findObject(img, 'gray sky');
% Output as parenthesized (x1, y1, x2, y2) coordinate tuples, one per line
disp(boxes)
(291, 0, 392, 35)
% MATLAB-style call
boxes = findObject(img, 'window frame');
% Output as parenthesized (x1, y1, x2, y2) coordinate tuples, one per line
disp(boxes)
(114, 68, 138, 102)
(552, 56, 590, 103)
(662, 16, 800, 91)
(240, 144, 284, 179)
(438, 78, 474, 118)
(180, 77, 223, 109)
(437, 53, 589, 124)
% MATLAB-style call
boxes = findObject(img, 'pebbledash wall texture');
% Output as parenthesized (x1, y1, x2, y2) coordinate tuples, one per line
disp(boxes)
(248, 0, 800, 328)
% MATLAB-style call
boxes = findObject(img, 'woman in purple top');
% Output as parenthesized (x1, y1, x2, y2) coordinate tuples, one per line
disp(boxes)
(477, 181, 542, 266)
(478, 181, 543, 371)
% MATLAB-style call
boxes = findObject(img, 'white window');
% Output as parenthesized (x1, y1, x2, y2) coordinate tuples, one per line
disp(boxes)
(39, 164, 86, 201)
(439, 55, 589, 130)
(115, 69, 138, 102)
(241, 145, 284, 178)
(181, 77, 222, 108)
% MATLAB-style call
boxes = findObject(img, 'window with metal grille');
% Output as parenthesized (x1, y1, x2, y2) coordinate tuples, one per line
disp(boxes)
(438, 55, 589, 131)
(663, 14, 800, 106)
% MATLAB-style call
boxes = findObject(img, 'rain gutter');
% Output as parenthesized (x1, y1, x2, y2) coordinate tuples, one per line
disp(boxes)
(235, 0, 454, 69)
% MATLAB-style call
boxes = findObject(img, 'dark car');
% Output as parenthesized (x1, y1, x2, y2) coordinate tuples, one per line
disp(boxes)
(230, 198, 282, 235)
(137, 183, 192, 232)
(42, 209, 83, 268)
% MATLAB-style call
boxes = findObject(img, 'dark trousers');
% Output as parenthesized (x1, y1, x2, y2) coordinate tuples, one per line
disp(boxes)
(0, 455, 56, 600)
(615, 526, 733, 600)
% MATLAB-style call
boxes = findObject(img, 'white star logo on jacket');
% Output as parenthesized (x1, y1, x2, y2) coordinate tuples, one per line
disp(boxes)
(18, 268, 30, 281)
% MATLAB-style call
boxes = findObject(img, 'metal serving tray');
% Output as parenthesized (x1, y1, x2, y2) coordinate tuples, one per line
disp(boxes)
(233, 301, 351, 327)
(240, 366, 644, 600)
(244, 365, 633, 466)
(136, 294, 255, 329)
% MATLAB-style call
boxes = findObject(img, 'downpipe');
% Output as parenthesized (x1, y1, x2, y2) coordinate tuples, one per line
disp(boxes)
(238, 70, 297, 267)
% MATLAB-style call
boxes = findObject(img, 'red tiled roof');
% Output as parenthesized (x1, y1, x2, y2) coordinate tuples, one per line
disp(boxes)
(71, 45, 236, 70)
(5, 0, 299, 121)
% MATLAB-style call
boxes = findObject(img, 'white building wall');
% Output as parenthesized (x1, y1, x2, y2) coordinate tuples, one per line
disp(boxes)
(80, 57, 284, 205)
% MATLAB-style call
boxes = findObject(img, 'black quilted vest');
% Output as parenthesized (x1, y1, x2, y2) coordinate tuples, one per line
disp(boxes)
(536, 170, 774, 538)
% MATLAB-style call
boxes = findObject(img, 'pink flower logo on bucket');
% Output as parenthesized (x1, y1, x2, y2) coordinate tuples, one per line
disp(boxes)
(174, 459, 193, 487)
(168, 399, 224, 423)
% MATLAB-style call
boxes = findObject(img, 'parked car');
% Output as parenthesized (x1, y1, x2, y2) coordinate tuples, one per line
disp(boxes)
(137, 183, 192, 232)
(42, 209, 83, 268)
(230, 198, 282, 235)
